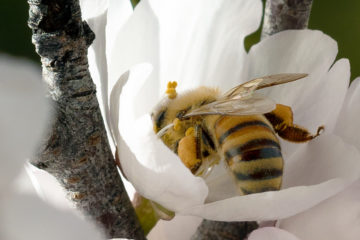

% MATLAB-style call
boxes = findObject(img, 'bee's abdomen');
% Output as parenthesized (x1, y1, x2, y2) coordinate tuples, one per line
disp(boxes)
(215, 115, 283, 195)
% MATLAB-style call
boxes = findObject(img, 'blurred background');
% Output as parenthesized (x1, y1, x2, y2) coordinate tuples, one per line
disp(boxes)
(0, 0, 359, 80)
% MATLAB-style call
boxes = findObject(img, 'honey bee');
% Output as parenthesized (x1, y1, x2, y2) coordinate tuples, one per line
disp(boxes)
(151, 74, 324, 195)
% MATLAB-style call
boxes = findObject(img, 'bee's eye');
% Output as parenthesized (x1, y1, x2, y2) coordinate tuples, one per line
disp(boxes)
(176, 110, 187, 119)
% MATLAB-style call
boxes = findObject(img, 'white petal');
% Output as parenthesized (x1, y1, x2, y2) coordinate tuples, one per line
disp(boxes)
(87, 11, 111, 132)
(283, 134, 360, 189)
(108, 0, 161, 116)
(106, 0, 133, 63)
(148, 215, 202, 240)
(0, 193, 105, 240)
(249, 227, 301, 240)
(25, 164, 74, 210)
(0, 55, 50, 190)
(291, 59, 349, 133)
(277, 59, 350, 159)
(149, 0, 263, 92)
(179, 179, 351, 221)
(87, 0, 132, 145)
(246, 30, 338, 111)
(280, 180, 360, 240)
(80, 0, 108, 20)
(334, 77, 360, 150)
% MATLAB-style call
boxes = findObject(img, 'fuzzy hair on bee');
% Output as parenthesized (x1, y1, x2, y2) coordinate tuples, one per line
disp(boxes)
(151, 74, 324, 195)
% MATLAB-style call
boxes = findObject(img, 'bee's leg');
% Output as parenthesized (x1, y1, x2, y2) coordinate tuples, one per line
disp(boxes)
(265, 104, 324, 142)
(177, 126, 202, 174)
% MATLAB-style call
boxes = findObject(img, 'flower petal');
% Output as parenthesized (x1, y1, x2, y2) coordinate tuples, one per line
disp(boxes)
(109, 0, 161, 116)
(0, 55, 50, 190)
(248, 227, 301, 240)
(148, 215, 202, 240)
(283, 134, 360, 188)
(0, 193, 105, 240)
(278, 59, 350, 159)
(280, 180, 360, 240)
(334, 77, 360, 150)
(246, 30, 338, 111)
(149, 0, 263, 92)
(80, 0, 108, 20)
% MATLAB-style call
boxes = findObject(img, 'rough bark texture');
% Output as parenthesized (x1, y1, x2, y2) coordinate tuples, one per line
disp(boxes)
(193, 0, 313, 239)
(192, 220, 258, 240)
(27, 0, 145, 239)
(262, 0, 313, 38)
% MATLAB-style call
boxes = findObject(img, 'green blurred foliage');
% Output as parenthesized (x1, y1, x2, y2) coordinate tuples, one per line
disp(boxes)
(245, 0, 360, 81)
(0, 0, 359, 80)
(0, 0, 39, 63)
(131, 0, 141, 8)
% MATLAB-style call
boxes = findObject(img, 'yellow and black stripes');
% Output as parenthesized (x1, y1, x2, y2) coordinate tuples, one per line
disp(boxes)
(214, 115, 283, 195)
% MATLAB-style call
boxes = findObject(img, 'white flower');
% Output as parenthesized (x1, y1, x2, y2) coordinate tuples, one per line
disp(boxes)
(0, 55, 105, 240)
(84, 0, 360, 225)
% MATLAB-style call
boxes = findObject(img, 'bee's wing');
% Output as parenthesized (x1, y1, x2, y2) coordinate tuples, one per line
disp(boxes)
(184, 94, 276, 118)
(223, 73, 308, 99)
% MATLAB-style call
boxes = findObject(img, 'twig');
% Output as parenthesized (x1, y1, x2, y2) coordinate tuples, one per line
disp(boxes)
(262, 0, 313, 39)
(192, 0, 313, 239)
(27, 0, 145, 239)
(191, 220, 258, 240)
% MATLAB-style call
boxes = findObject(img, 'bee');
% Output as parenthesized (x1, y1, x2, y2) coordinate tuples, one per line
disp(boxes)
(151, 74, 324, 195)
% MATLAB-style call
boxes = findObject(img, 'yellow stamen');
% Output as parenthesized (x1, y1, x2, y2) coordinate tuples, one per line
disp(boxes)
(173, 118, 181, 131)
(166, 81, 178, 99)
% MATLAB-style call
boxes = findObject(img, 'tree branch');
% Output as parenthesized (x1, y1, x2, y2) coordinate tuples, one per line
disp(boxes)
(193, 0, 313, 239)
(261, 0, 313, 39)
(27, 0, 145, 239)
(192, 220, 258, 240)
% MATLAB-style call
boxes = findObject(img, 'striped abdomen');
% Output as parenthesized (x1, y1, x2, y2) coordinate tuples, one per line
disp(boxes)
(214, 115, 283, 195)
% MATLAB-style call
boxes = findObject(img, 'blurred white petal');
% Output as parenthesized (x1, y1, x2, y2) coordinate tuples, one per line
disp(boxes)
(249, 227, 301, 240)
(280, 180, 360, 240)
(0, 193, 105, 240)
(0, 55, 50, 190)
(148, 215, 202, 240)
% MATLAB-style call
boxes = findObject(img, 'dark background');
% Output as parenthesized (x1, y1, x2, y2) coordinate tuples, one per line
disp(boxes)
(1, 0, 359, 80)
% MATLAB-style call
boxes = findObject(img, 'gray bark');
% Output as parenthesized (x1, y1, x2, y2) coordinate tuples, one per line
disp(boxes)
(193, 0, 313, 239)
(192, 220, 258, 240)
(27, 0, 145, 239)
(262, 0, 313, 39)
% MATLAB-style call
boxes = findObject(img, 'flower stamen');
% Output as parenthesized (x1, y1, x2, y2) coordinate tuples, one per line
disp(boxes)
(166, 81, 178, 99)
